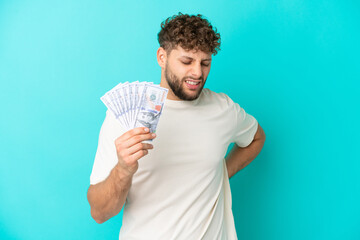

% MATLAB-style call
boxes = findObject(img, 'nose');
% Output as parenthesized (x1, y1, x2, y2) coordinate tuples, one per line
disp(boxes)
(190, 62, 202, 79)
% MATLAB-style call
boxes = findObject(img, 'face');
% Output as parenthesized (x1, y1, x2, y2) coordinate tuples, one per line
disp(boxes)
(160, 46, 212, 101)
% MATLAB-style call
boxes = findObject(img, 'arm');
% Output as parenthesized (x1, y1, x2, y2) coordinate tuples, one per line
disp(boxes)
(87, 127, 156, 224)
(225, 123, 266, 179)
(87, 164, 132, 224)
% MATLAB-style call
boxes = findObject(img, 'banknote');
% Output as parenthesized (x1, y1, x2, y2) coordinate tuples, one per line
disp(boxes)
(100, 81, 168, 132)
(133, 83, 168, 133)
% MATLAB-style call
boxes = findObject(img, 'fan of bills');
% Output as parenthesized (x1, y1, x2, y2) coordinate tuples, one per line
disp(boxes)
(100, 81, 169, 133)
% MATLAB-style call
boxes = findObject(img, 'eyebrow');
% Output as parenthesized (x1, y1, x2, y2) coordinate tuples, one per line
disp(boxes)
(179, 56, 212, 61)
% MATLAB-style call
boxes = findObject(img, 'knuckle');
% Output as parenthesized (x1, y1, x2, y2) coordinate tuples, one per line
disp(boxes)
(123, 131, 132, 139)
(122, 131, 129, 137)
(125, 155, 132, 163)
(119, 142, 125, 149)
(136, 143, 143, 151)
(132, 143, 140, 152)
(119, 150, 128, 159)
(115, 139, 124, 148)
(130, 129, 137, 135)
(124, 155, 132, 164)
(116, 145, 121, 152)
(132, 127, 141, 135)
(116, 144, 123, 152)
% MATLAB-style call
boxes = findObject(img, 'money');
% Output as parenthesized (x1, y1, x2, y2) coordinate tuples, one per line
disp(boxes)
(100, 82, 168, 133)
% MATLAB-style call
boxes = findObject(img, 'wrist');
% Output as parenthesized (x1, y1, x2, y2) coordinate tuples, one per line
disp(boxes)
(112, 164, 133, 189)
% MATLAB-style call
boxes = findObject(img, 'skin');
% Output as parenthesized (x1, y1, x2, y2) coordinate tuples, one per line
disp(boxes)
(225, 125, 265, 178)
(157, 46, 212, 101)
(87, 45, 265, 224)
(87, 127, 156, 224)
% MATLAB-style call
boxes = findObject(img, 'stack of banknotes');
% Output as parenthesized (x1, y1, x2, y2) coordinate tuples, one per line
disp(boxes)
(101, 81, 169, 133)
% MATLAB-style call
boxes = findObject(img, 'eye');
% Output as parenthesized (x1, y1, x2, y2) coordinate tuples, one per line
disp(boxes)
(182, 61, 191, 65)
(201, 63, 210, 67)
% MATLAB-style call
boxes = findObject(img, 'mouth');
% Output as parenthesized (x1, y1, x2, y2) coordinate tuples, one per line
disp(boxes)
(184, 79, 201, 90)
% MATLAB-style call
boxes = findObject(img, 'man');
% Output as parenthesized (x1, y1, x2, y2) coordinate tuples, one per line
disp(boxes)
(87, 13, 266, 239)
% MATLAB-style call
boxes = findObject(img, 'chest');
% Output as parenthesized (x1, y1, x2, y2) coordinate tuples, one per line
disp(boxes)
(138, 106, 234, 173)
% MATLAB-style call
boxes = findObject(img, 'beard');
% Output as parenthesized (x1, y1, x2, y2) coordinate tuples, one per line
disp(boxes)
(164, 63, 206, 101)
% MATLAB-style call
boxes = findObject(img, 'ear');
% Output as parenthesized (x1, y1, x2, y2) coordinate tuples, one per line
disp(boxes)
(157, 47, 167, 68)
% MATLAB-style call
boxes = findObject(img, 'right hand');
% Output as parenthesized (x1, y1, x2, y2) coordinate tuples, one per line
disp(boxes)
(114, 127, 156, 175)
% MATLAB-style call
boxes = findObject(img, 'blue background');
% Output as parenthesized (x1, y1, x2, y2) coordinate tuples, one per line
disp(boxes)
(1, 0, 359, 239)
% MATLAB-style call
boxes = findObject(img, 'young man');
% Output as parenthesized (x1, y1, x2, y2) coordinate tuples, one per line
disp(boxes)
(87, 13, 266, 239)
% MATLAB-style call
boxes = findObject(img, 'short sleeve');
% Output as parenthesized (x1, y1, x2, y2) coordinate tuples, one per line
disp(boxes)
(90, 110, 126, 185)
(231, 101, 258, 148)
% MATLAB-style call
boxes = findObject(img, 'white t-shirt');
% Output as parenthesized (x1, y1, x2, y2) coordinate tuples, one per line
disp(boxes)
(90, 88, 258, 240)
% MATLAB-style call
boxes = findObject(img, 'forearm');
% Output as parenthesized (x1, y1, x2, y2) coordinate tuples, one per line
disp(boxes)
(87, 164, 133, 223)
(225, 138, 265, 178)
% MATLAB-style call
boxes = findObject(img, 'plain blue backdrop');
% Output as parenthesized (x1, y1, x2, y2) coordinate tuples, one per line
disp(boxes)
(0, 0, 359, 239)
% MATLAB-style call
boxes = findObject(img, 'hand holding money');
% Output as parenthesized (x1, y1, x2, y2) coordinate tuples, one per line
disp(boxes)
(101, 81, 167, 175)
(115, 127, 156, 175)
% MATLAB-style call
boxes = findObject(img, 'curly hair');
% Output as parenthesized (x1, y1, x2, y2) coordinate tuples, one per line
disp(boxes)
(158, 13, 221, 55)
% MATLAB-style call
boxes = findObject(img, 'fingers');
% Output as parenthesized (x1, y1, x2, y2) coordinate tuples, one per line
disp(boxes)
(114, 127, 157, 175)
(115, 128, 156, 149)
(127, 142, 154, 156)
(117, 147, 150, 172)
(126, 149, 149, 165)
(122, 132, 156, 149)
(119, 127, 150, 142)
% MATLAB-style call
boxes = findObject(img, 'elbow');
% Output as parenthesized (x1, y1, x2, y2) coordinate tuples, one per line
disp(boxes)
(261, 131, 266, 143)
(93, 216, 106, 224)
(259, 124, 266, 142)
(254, 124, 266, 143)
(91, 209, 107, 224)
(260, 131, 266, 147)
(87, 187, 107, 224)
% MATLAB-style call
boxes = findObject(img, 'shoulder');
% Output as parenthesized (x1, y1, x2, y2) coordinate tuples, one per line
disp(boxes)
(201, 88, 235, 107)
(99, 110, 127, 140)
